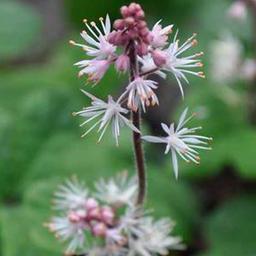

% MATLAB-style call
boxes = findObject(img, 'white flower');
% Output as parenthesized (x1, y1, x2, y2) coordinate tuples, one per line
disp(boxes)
(73, 90, 140, 145)
(75, 59, 110, 83)
(138, 54, 167, 79)
(95, 172, 137, 206)
(161, 32, 204, 97)
(70, 15, 116, 60)
(119, 207, 184, 256)
(142, 108, 212, 178)
(53, 178, 88, 211)
(46, 216, 86, 254)
(129, 217, 184, 256)
(210, 34, 243, 84)
(126, 77, 159, 112)
(150, 20, 173, 48)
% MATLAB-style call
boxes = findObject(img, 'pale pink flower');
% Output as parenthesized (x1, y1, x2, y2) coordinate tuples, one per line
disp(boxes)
(70, 15, 116, 60)
(126, 77, 159, 112)
(115, 54, 130, 72)
(161, 32, 204, 97)
(75, 59, 110, 83)
(150, 20, 173, 48)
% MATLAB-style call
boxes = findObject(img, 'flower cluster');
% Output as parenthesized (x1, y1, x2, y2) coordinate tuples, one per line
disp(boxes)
(46, 173, 183, 255)
(70, 2, 210, 177)
(143, 108, 212, 178)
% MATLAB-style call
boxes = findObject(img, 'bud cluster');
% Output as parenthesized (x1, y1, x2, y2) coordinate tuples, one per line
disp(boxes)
(67, 198, 115, 238)
(46, 174, 183, 255)
(68, 2, 210, 178)
(109, 3, 151, 56)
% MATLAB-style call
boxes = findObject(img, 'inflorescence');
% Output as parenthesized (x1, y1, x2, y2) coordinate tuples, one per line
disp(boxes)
(70, 2, 210, 176)
(46, 173, 184, 255)
(47, 3, 212, 255)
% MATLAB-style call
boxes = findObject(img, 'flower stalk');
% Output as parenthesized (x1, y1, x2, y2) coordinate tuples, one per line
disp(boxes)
(128, 41, 147, 205)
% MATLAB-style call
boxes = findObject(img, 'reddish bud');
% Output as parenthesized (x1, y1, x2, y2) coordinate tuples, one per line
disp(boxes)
(85, 198, 98, 210)
(135, 10, 145, 19)
(88, 207, 101, 220)
(140, 27, 150, 37)
(107, 31, 118, 44)
(137, 20, 147, 29)
(143, 33, 153, 44)
(129, 3, 138, 14)
(152, 50, 168, 66)
(92, 222, 107, 237)
(136, 42, 149, 56)
(101, 207, 115, 225)
(125, 17, 135, 26)
(68, 212, 81, 223)
(120, 6, 130, 18)
(115, 54, 130, 72)
(114, 19, 125, 30)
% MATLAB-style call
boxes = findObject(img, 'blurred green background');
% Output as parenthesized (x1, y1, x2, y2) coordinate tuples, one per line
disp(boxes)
(0, 0, 256, 255)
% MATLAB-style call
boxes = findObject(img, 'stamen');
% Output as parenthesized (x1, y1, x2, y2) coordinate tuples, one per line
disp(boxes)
(198, 72, 205, 78)
(196, 52, 204, 57)
(192, 39, 198, 46)
(69, 40, 76, 45)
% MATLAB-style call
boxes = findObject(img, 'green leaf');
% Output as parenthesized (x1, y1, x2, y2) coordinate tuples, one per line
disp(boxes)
(0, 0, 42, 61)
(23, 129, 134, 188)
(200, 195, 256, 256)
(147, 168, 200, 242)
(0, 206, 60, 256)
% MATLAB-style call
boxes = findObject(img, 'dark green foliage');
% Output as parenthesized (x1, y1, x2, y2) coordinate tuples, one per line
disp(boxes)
(199, 195, 256, 256)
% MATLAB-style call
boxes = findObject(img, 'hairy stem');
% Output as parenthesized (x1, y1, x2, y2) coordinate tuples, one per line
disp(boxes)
(128, 41, 147, 205)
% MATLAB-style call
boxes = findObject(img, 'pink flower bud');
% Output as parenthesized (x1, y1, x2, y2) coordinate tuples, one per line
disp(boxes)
(140, 27, 150, 37)
(136, 43, 149, 56)
(134, 3, 142, 11)
(143, 33, 153, 44)
(88, 207, 101, 220)
(120, 6, 130, 18)
(92, 222, 107, 237)
(129, 3, 138, 14)
(137, 20, 147, 29)
(135, 10, 145, 19)
(101, 207, 115, 225)
(114, 19, 126, 30)
(125, 17, 135, 26)
(152, 50, 167, 67)
(107, 31, 118, 44)
(115, 54, 130, 72)
(68, 211, 80, 223)
(85, 198, 98, 210)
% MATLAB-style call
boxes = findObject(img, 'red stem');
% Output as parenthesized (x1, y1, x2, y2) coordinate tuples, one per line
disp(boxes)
(128, 41, 147, 205)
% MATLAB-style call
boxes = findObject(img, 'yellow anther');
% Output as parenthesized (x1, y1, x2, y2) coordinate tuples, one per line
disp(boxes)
(69, 40, 76, 45)
(192, 39, 198, 46)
